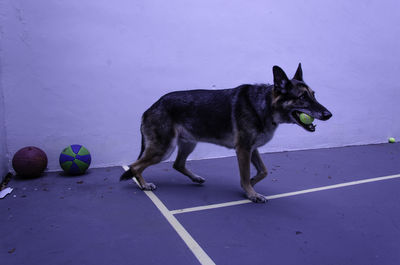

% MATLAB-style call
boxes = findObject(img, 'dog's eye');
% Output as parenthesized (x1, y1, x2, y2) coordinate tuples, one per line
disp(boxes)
(299, 93, 307, 100)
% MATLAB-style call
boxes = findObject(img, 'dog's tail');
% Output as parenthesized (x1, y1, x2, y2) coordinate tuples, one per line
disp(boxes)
(119, 169, 133, 181)
(137, 131, 145, 160)
(120, 131, 145, 181)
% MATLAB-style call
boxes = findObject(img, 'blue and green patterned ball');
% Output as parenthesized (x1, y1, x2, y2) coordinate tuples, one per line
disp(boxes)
(59, 144, 91, 175)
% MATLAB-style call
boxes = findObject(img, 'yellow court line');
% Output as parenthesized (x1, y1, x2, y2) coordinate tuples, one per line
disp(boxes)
(170, 173, 400, 215)
(122, 166, 215, 265)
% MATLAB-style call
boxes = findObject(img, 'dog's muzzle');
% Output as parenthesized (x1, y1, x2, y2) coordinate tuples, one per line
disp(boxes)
(290, 109, 332, 132)
(320, 110, 332, 121)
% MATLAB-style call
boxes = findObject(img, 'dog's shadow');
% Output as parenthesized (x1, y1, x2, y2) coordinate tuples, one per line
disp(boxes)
(121, 176, 246, 203)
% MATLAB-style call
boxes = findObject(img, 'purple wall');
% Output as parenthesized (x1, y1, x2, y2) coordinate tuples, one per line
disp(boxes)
(1, 0, 400, 170)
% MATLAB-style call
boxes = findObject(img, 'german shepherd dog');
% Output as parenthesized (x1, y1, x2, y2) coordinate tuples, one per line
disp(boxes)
(120, 64, 332, 203)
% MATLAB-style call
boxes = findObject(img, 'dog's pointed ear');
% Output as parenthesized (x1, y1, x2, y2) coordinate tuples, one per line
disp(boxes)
(293, 63, 303, 81)
(273, 65, 290, 93)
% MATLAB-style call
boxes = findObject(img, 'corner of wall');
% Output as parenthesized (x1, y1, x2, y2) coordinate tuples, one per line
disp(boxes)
(0, 77, 10, 178)
(0, 0, 11, 178)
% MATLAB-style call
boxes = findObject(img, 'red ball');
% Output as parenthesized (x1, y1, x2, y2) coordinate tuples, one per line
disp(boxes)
(12, 146, 48, 178)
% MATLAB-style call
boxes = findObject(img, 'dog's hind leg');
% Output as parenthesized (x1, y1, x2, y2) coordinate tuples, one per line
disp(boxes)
(121, 116, 177, 190)
(126, 149, 164, 190)
(173, 139, 205, 184)
(250, 149, 268, 187)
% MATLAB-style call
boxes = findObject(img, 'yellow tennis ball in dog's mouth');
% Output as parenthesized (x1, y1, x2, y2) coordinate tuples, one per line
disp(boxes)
(299, 113, 314, 125)
(389, 137, 396, 143)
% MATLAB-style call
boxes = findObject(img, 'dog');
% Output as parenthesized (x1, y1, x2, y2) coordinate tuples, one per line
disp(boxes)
(120, 64, 332, 203)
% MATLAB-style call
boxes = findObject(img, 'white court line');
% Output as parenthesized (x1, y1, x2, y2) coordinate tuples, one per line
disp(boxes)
(170, 173, 400, 215)
(122, 166, 215, 265)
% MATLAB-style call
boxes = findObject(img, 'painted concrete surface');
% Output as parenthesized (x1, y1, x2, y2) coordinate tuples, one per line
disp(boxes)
(144, 143, 400, 210)
(177, 179, 400, 265)
(1, 0, 400, 170)
(1, 144, 400, 265)
(0, 167, 198, 265)
(132, 143, 400, 265)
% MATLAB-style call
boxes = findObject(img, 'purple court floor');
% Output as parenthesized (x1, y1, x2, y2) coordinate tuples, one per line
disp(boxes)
(1, 143, 400, 265)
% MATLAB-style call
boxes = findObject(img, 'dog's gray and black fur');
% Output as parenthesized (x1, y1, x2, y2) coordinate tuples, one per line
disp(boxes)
(120, 64, 332, 203)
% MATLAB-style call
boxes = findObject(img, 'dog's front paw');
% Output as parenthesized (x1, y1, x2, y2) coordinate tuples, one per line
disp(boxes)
(192, 176, 205, 184)
(141, 183, 157, 191)
(247, 192, 267, 203)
